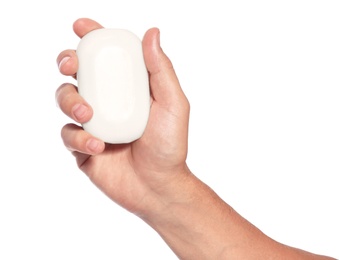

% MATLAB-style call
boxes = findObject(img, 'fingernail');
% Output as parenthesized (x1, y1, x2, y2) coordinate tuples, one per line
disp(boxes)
(72, 103, 88, 121)
(58, 56, 70, 70)
(157, 29, 160, 46)
(86, 138, 103, 153)
(155, 29, 161, 50)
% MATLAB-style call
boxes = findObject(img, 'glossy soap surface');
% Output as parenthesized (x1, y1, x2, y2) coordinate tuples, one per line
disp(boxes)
(77, 28, 150, 143)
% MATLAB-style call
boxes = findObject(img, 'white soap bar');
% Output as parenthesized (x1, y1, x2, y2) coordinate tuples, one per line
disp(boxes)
(76, 28, 150, 144)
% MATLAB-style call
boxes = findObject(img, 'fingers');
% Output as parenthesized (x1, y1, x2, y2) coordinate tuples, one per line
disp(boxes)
(57, 85, 105, 157)
(55, 83, 93, 123)
(57, 18, 107, 157)
(73, 18, 104, 38)
(142, 28, 188, 109)
(61, 123, 105, 155)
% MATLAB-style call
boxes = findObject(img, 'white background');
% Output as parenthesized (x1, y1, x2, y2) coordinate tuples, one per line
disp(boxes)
(0, 0, 338, 259)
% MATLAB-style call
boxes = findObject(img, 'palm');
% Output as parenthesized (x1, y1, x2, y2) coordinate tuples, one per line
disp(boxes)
(77, 99, 189, 212)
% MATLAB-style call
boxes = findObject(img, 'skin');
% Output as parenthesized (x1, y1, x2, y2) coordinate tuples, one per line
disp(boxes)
(56, 18, 336, 260)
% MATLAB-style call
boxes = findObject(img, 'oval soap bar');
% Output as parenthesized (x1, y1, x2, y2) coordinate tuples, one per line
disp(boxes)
(76, 28, 150, 144)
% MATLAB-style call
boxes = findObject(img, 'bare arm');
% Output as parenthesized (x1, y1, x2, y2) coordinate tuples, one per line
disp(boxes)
(139, 170, 335, 259)
(56, 18, 335, 260)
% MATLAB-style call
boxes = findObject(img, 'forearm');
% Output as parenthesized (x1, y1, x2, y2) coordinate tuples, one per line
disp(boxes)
(139, 168, 335, 260)
(141, 173, 229, 259)
(139, 168, 270, 259)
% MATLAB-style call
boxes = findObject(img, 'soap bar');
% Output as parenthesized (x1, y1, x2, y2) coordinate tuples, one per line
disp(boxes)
(76, 28, 150, 144)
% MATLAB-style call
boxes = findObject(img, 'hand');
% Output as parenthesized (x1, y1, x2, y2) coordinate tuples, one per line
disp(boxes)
(56, 18, 190, 215)
(56, 19, 337, 260)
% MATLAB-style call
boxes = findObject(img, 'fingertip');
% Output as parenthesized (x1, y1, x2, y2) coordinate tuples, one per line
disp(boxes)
(59, 57, 77, 76)
(142, 27, 163, 74)
(61, 124, 105, 155)
(142, 28, 187, 106)
(72, 17, 90, 32)
(58, 56, 71, 73)
(143, 27, 160, 40)
(73, 18, 104, 38)
(57, 50, 78, 76)
(73, 17, 86, 27)
(143, 27, 160, 52)
(86, 138, 105, 154)
(56, 83, 93, 123)
(71, 103, 93, 123)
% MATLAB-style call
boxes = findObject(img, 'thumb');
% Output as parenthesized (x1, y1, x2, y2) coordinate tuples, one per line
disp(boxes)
(142, 28, 187, 107)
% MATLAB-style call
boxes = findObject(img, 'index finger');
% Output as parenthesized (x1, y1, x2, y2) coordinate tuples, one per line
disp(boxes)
(73, 18, 104, 38)
(56, 18, 104, 77)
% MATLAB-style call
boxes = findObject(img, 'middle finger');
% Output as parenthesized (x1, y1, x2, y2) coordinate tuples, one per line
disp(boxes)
(55, 82, 93, 123)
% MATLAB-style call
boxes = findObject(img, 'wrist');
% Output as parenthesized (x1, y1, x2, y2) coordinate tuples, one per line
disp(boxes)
(134, 163, 193, 218)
